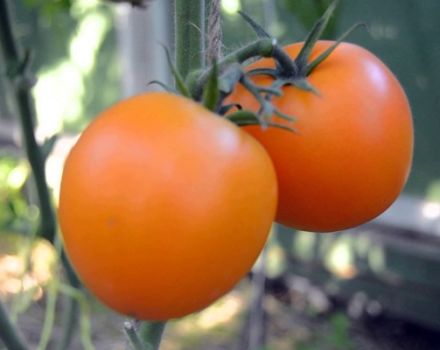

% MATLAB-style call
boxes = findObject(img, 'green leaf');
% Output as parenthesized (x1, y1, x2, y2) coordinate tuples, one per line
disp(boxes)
(218, 63, 243, 95)
(41, 134, 58, 161)
(273, 109, 296, 124)
(147, 80, 177, 93)
(227, 110, 295, 132)
(226, 110, 260, 124)
(219, 104, 241, 115)
(238, 11, 272, 39)
(306, 22, 367, 75)
(295, 0, 340, 72)
(202, 60, 220, 111)
(238, 11, 272, 38)
(292, 78, 320, 95)
(160, 44, 190, 97)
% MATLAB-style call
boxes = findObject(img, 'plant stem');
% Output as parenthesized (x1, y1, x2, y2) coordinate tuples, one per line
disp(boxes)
(0, 301, 29, 350)
(16, 83, 56, 243)
(190, 38, 276, 99)
(0, 0, 56, 244)
(125, 320, 166, 350)
(55, 297, 79, 350)
(138, 322, 166, 350)
(37, 282, 58, 350)
(55, 243, 82, 350)
(174, 0, 205, 78)
(124, 321, 146, 350)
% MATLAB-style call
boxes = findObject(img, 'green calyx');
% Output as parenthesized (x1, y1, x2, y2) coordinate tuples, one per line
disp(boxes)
(152, 0, 364, 132)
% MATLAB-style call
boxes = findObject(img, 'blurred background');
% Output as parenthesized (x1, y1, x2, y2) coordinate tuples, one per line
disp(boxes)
(1, 0, 439, 349)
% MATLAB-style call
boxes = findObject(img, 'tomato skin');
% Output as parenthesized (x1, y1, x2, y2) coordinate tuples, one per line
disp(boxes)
(228, 41, 413, 232)
(58, 92, 277, 320)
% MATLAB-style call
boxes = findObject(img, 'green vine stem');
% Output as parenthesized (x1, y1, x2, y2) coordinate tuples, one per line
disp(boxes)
(55, 296, 80, 350)
(138, 322, 166, 350)
(0, 300, 29, 350)
(37, 282, 58, 350)
(0, 1, 81, 349)
(188, 38, 277, 99)
(0, 0, 55, 244)
(55, 239, 82, 350)
(175, 0, 205, 79)
(125, 320, 166, 350)
(124, 321, 145, 350)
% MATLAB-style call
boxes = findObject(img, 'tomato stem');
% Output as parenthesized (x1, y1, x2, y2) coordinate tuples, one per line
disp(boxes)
(175, 0, 205, 79)
(189, 38, 276, 99)
(139, 321, 166, 350)
(124, 320, 165, 350)
(124, 321, 144, 349)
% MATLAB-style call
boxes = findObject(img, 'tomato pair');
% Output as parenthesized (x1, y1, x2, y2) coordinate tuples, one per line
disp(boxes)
(58, 40, 413, 321)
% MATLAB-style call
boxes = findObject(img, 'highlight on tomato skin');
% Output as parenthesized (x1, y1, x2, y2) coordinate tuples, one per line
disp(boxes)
(227, 40, 414, 233)
(58, 92, 278, 320)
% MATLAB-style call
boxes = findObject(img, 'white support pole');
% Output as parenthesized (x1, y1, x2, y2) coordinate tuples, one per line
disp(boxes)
(115, 0, 173, 98)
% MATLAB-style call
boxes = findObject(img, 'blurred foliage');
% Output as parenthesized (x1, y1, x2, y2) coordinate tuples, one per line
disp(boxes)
(283, 0, 340, 38)
(0, 156, 36, 235)
(221, 0, 338, 56)
(0, 0, 121, 237)
(23, 0, 73, 18)
(105, 0, 152, 7)
(1, 0, 121, 133)
(297, 313, 355, 350)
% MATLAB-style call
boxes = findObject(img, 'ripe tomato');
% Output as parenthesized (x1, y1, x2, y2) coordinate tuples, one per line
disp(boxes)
(58, 92, 277, 320)
(228, 41, 413, 232)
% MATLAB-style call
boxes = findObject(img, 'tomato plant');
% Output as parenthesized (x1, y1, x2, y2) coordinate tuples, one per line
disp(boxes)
(228, 41, 413, 232)
(58, 92, 277, 320)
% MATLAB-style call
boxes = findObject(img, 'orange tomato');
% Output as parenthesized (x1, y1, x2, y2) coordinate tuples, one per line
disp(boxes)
(58, 92, 277, 320)
(228, 41, 413, 232)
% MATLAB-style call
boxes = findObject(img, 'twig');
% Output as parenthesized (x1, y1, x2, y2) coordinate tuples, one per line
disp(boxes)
(0, 300, 29, 350)
(0, 0, 56, 244)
